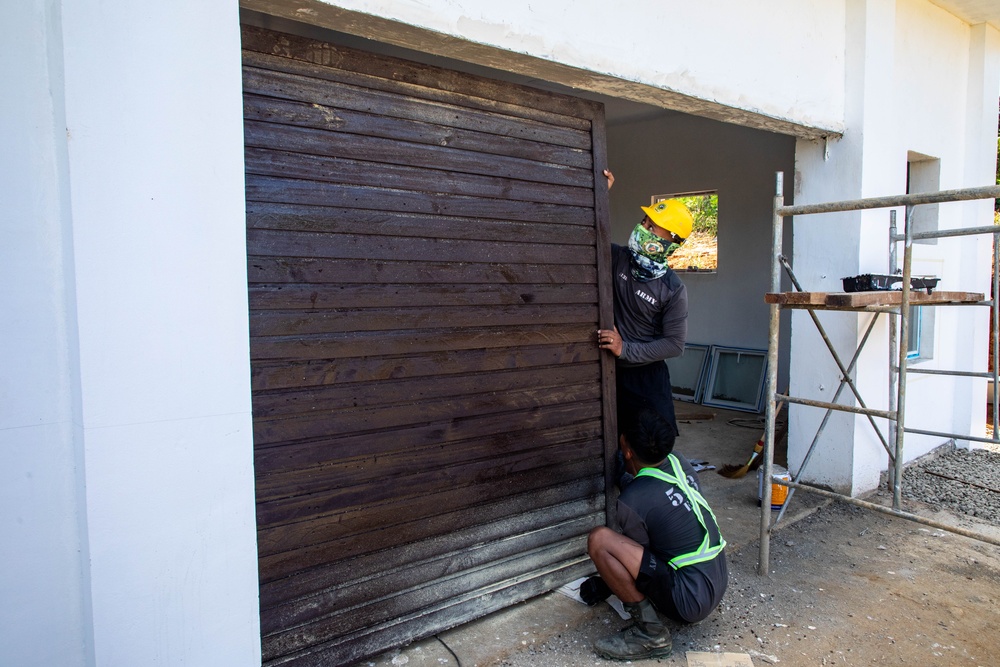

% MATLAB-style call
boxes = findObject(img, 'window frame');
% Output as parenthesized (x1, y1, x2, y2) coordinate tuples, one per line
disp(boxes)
(650, 190, 719, 274)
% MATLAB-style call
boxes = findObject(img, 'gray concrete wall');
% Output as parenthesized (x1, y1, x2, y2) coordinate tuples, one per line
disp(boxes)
(607, 113, 795, 383)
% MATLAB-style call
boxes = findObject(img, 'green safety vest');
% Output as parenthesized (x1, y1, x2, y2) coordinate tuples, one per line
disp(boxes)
(635, 454, 727, 570)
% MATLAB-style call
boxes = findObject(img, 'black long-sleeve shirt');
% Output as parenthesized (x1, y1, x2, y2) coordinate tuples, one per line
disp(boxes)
(611, 244, 688, 367)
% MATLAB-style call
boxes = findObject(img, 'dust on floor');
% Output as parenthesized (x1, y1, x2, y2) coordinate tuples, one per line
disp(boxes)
(493, 501, 1000, 667)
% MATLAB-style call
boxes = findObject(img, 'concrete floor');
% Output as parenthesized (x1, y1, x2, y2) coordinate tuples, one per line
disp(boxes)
(352, 402, 827, 667)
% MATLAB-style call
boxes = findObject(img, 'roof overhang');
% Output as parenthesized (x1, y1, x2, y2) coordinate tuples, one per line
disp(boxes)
(929, 0, 1000, 32)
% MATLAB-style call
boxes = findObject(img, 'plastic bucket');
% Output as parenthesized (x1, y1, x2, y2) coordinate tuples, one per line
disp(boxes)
(758, 465, 791, 510)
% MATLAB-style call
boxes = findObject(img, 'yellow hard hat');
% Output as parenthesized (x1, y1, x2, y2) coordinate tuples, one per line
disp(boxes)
(640, 199, 694, 240)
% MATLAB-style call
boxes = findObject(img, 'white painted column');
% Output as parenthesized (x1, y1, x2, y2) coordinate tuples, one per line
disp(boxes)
(1, 2, 92, 664)
(788, 0, 900, 495)
(954, 24, 1000, 448)
(1, 1, 261, 665)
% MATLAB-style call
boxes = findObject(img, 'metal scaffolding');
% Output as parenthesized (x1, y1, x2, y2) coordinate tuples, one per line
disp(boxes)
(758, 172, 1000, 575)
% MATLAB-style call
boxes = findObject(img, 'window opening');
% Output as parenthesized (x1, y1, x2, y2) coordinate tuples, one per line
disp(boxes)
(904, 303, 934, 363)
(702, 346, 767, 413)
(906, 305, 921, 360)
(667, 343, 711, 403)
(906, 153, 940, 245)
(651, 191, 718, 272)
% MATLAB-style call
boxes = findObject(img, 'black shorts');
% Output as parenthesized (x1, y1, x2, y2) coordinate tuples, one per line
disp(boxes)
(636, 546, 729, 625)
(617, 362, 677, 436)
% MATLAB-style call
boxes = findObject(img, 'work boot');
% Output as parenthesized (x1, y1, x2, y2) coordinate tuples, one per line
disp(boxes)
(579, 576, 612, 606)
(593, 598, 672, 660)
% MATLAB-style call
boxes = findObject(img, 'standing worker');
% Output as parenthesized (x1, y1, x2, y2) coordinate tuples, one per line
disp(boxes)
(585, 407, 728, 660)
(597, 169, 693, 437)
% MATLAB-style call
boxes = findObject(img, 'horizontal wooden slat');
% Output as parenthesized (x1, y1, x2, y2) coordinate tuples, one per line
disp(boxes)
(261, 516, 603, 624)
(257, 423, 599, 523)
(257, 424, 600, 510)
(245, 146, 593, 207)
(244, 93, 593, 168)
(248, 256, 598, 287)
(241, 63, 592, 150)
(254, 402, 601, 474)
(262, 539, 588, 659)
(240, 41, 594, 137)
(244, 121, 593, 190)
(259, 496, 602, 609)
(240, 25, 599, 129)
(252, 379, 600, 446)
(764, 290, 985, 307)
(256, 439, 601, 532)
(249, 282, 596, 310)
(246, 228, 595, 264)
(245, 202, 599, 245)
(257, 476, 600, 584)
(246, 174, 594, 225)
(250, 327, 595, 364)
(245, 119, 591, 190)
(830, 289, 986, 306)
(251, 342, 599, 391)
(252, 363, 599, 418)
(250, 303, 596, 337)
(266, 559, 593, 667)
(257, 457, 599, 561)
(255, 421, 602, 506)
(261, 536, 598, 642)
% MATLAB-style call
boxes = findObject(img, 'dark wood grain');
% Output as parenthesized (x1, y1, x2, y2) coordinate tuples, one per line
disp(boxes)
(270, 559, 594, 666)
(259, 496, 602, 608)
(257, 476, 601, 583)
(243, 24, 611, 667)
(245, 174, 594, 225)
(244, 145, 593, 206)
(246, 202, 599, 242)
(254, 403, 603, 478)
(261, 540, 588, 658)
(250, 342, 600, 391)
(243, 93, 593, 168)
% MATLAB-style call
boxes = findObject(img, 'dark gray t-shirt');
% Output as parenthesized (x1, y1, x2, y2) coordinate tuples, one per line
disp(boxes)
(616, 453, 728, 622)
(611, 244, 688, 367)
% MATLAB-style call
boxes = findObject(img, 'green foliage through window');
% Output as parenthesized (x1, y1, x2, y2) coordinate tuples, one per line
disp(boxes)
(677, 193, 719, 236)
(653, 191, 719, 272)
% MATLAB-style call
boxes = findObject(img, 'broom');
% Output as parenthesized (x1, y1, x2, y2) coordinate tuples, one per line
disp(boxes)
(717, 402, 786, 479)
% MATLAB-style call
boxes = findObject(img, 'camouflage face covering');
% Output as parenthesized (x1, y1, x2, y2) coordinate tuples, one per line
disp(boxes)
(627, 222, 680, 282)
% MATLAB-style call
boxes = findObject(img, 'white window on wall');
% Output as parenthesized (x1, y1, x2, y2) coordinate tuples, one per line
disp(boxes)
(906, 152, 941, 245)
(651, 191, 718, 273)
(905, 305, 934, 363)
(903, 152, 940, 363)
(906, 306, 921, 359)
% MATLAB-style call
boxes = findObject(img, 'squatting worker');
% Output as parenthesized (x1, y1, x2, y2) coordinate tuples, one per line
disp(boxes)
(597, 169, 692, 437)
(585, 407, 728, 660)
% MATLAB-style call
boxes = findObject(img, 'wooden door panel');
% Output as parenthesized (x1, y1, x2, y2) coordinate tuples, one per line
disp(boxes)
(243, 24, 614, 666)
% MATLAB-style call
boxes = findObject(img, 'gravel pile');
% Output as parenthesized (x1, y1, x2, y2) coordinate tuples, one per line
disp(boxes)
(902, 447, 1000, 525)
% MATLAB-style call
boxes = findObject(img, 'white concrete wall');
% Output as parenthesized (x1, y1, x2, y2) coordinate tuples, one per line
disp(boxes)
(896, 15, 1000, 458)
(1, 2, 92, 664)
(245, 0, 847, 137)
(789, 0, 1000, 495)
(789, 0, 901, 495)
(1, 1, 261, 665)
(960, 23, 1000, 444)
